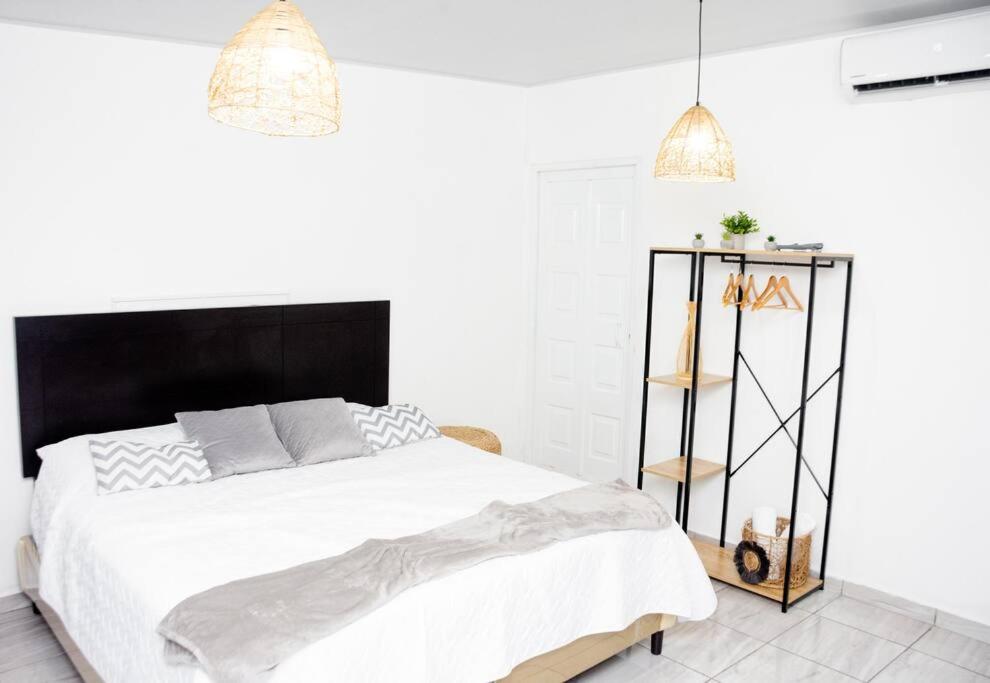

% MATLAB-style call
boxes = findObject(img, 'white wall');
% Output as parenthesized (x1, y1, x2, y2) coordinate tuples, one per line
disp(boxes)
(0, 22, 528, 596)
(3, 16, 989, 629)
(526, 34, 990, 624)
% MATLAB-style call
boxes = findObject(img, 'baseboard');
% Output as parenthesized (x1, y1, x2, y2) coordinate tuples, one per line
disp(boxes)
(842, 581, 990, 644)
(841, 581, 936, 623)
(935, 609, 990, 645)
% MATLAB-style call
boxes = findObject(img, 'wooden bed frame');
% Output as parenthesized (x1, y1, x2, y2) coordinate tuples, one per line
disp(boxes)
(13, 301, 673, 681)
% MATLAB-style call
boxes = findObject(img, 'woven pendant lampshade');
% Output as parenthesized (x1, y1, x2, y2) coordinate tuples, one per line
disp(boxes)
(654, 0, 735, 182)
(208, 0, 341, 137)
(654, 104, 735, 182)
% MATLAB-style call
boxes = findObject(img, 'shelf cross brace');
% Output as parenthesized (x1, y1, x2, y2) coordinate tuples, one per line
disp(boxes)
(738, 353, 827, 499)
(729, 359, 840, 501)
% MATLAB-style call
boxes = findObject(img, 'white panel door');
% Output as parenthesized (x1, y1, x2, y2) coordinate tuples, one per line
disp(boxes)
(533, 166, 635, 481)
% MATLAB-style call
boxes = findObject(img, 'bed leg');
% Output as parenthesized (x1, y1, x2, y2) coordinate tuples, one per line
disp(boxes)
(650, 631, 663, 655)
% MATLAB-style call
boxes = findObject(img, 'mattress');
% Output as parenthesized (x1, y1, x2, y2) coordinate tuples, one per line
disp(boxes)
(34, 436, 716, 683)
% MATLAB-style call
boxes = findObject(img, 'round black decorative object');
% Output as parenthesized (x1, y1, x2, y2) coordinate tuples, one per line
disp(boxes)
(734, 540, 770, 585)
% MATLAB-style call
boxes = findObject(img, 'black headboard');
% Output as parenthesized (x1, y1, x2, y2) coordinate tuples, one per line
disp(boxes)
(15, 301, 389, 478)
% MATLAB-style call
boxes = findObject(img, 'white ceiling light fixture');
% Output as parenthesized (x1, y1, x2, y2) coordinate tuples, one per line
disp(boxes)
(654, 0, 735, 183)
(208, 0, 341, 137)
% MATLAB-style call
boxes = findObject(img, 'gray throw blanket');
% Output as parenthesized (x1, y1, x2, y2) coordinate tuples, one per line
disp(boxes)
(157, 480, 671, 682)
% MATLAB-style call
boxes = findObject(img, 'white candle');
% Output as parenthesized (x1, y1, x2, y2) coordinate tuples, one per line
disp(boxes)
(752, 506, 777, 536)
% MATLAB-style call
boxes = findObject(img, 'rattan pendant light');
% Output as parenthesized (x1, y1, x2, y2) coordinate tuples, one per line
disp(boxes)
(208, 0, 341, 137)
(654, 0, 735, 182)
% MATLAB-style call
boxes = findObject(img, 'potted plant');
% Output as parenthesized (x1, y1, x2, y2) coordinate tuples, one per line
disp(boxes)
(720, 230, 733, 249)
(765, 235, 777, 251)
(692, 232, 705, 248)
(720, 211, 760, 250)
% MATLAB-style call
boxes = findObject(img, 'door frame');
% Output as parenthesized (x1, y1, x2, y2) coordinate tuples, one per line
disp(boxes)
(522, 157, 645, 482)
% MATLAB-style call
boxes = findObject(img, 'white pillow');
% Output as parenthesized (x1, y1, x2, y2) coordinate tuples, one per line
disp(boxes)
(37, 422, 186, 461)
(31, 423, 186, 552)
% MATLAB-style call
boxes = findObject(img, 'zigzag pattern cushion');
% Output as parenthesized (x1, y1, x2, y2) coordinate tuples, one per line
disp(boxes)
(89, 440, 212, 495)
(348, 404, 440, 451)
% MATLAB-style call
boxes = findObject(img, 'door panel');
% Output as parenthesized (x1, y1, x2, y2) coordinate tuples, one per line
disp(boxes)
(535, 179, 587, 475)
(533, 166, 635, 481)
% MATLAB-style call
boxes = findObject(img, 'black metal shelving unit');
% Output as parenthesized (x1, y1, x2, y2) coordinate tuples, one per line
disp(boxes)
(636, 247, 854, 612)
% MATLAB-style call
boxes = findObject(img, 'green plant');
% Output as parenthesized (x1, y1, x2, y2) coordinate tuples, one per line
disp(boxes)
(721, 229, 732, 241)
(767, 235, 776, 242)
(694, 232, 703, 240)
(720, 210, 760, 236)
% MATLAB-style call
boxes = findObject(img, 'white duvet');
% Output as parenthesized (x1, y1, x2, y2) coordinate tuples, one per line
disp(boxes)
(34, 435, 716, 683)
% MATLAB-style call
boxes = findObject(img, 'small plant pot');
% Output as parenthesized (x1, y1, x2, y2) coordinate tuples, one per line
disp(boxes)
(732, 234, 746, 250)
(692, 239, 705, 248)
(765, 241, 777, 251)
(720, 239, 733, 249)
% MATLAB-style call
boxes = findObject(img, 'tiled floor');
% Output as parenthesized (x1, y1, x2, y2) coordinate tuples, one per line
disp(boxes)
(0, 601, 80, 683)
(1, 584, 988, 682)
(574, 580, 990, 683)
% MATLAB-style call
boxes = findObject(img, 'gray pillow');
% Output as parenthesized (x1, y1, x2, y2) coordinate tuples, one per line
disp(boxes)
(267, 398, 372, 466)
(175, 405, 295, 479)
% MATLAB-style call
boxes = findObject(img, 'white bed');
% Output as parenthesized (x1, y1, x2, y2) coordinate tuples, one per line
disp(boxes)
(32, 432, 716, 683)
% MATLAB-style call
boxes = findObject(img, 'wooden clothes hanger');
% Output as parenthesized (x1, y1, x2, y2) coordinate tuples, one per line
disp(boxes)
(752, 275, 804, 312)
(722, 273, 737, 307)
(722, 273, 758, 309)
(752, 276, 779, 311)
(776, 276, 804, 311)
(738, 275, 758, 310)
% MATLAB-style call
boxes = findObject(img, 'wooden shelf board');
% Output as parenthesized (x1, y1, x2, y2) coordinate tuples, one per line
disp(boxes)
(642, 457, 725, 483)
(650, 246, 854, 262)
(646, 373, 732, 389)
(691, 539, 823, 605)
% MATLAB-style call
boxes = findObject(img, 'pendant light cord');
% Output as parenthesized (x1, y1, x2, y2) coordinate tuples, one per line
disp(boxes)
(695, 0, 703, 105)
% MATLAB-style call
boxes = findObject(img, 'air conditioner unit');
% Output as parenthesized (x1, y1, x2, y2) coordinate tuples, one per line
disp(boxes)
(840, 11, 990, 101)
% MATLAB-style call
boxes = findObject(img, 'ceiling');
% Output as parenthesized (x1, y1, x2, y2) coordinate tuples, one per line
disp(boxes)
(1, 0, 987, 84)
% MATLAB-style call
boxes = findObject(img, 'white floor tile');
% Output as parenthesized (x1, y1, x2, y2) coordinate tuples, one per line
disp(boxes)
(936, 610, 990, 647)
(841, 582, 935, 624)
(872, 648, 989, 682)
(0, 618, 64, 673)
(0, 595, 31, 616)
(0, 608, 39, 631)
(771, 615, 904, 680)
(573, 646, 708, 683)
(912, 627, 990, 677)
(714, 644, 856, 682)
(710, 589, 811, 642)
(819, 596, 931, 646)
(622, 649, 709, 682)
(794, 585, 841, 614)
(571, 650, 648, 682)
(660, 619, 762, 678)
(0, 653, 81, 683)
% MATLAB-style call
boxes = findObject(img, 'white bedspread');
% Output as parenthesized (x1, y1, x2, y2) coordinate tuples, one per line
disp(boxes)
(36, 437, 716, 683)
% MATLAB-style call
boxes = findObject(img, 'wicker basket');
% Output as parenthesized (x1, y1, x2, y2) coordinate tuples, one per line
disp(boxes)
(741, 517, 811, 589)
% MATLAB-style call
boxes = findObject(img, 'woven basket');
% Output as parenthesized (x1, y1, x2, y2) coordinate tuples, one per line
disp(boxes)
(741, 517, 811, 589)
(439, 426, 502, 455)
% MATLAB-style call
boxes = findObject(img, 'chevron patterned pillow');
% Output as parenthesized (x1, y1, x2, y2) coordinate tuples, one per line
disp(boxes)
(348, 404, 440, 451)
(89, 440, 212, 495)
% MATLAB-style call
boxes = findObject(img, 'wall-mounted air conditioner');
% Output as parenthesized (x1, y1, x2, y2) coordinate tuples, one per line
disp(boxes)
(840, 11, 990, 102)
